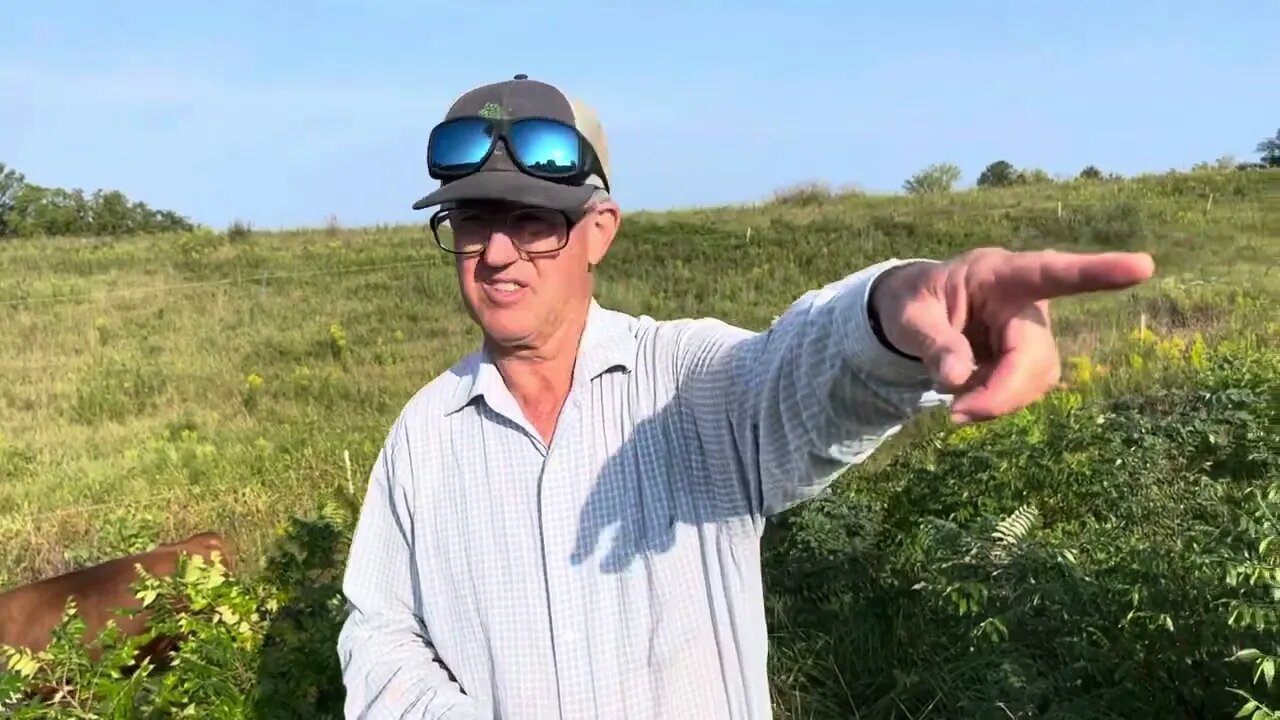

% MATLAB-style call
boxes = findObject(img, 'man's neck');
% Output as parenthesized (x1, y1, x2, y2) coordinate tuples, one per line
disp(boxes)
(487, 302, 591, 443)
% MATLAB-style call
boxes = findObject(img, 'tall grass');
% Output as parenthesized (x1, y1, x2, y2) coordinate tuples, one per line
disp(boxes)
(0, 169, 1277, 717)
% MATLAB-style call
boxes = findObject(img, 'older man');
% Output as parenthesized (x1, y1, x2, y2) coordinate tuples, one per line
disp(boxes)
(336, 75, 1154, 719)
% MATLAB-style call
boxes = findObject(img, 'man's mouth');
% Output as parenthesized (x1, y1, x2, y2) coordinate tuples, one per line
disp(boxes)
(481, 279, 528, 305)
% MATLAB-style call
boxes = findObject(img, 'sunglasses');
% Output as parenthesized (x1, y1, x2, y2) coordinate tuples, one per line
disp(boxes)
(426, 116, 610, 191)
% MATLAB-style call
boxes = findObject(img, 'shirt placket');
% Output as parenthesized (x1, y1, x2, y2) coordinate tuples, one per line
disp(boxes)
(538, 375, 602, 718)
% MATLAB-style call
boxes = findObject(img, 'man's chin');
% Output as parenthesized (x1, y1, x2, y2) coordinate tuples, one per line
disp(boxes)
(477, 315, 536, 349)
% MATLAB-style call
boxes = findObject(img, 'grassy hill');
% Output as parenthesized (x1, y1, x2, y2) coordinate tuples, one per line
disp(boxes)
(0, 169, 1277, 717)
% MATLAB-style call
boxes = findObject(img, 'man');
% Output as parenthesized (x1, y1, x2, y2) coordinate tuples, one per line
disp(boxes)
(336, 75, 1155, 719)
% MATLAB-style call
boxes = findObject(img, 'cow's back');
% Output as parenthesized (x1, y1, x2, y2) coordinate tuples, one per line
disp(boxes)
(0, 531, 234, 656)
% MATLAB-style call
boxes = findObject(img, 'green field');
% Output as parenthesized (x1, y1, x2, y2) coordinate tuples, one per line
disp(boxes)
(1, 169, 1278, 717)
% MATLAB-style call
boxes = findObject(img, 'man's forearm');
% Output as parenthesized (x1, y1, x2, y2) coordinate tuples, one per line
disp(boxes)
(674, 258, 951, 517)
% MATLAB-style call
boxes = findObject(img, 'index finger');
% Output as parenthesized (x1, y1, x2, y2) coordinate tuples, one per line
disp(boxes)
(993, 250, 1156, 302)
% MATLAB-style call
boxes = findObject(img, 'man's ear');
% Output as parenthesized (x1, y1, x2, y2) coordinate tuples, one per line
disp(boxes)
(585, 200, 621, 267)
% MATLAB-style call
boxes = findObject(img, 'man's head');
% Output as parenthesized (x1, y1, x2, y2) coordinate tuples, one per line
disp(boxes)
(413, 75, 621, 354)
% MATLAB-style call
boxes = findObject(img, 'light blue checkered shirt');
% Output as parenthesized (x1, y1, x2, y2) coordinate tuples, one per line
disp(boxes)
(337, 259, 948, 719)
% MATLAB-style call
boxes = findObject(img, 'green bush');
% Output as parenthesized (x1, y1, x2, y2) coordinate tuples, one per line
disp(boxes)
(763, 330, 1280, 719)
(0, 492, 358, 718)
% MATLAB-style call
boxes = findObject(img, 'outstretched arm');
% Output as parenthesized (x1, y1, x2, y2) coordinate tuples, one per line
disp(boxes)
(674, 248, 1156, 519)
(674, 258, 949, 518)
(336, 421, 482, 720)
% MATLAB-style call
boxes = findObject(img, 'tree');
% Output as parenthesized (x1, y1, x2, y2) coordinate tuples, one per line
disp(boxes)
(91, 189, 132, 235)
(1078, 165, 1103, 181)
(904, 163, 962, 194)
(0, 162, 25, 236)
(0, 161, 195, 238)
(976, 160, 1017, 188)
(1014, 167, 1053, 185)
(1256, 128, 1280, 168)
(1191, 155, 1238, 173)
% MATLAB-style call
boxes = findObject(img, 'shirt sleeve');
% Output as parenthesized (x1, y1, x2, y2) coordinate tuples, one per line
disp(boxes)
(336, 418, 484, 720)
(673, 258, 951, 518)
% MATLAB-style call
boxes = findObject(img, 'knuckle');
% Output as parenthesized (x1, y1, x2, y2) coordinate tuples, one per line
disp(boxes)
(983, 246, 1013, 258)
(964, 246, 1006, 263)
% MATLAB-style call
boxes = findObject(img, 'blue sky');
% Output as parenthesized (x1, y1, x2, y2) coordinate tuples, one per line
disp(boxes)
(2, 0, 1276, 230)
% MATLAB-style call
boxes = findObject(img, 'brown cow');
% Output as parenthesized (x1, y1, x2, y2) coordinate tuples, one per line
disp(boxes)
(0, 531, 234, 668)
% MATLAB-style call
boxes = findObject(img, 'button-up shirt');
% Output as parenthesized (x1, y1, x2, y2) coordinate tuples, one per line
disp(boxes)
(337, 259, 948, 719)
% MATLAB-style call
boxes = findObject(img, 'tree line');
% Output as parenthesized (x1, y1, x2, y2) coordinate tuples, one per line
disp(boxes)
(0, 162, 194, 239)
(6, 127, 1280, 236)
(903, 126, 1280, 195)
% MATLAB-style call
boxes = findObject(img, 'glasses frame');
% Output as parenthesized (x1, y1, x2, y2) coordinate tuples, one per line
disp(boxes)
(426, 116, 611, 192)
(429, 205, 582, 258)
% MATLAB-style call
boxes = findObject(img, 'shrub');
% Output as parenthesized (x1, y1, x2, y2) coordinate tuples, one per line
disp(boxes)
(764, 330, 1280, 719)
(904, 163, 962, 194)
(0, 491, 360, 718)
(976, 160, 1017, 188)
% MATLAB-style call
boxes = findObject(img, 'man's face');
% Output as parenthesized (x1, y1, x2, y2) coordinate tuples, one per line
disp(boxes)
(449, 199, 619, 352)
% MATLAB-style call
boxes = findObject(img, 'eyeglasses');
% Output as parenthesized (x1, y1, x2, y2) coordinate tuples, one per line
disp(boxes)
(426, 116, 610, 191)
(429, 206, 574, 257)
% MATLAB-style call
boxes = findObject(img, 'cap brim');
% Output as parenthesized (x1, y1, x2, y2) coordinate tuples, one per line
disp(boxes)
(412, 170, 596, 212)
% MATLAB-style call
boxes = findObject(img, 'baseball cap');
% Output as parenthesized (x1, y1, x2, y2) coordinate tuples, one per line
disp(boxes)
(411, 74, 611, 214)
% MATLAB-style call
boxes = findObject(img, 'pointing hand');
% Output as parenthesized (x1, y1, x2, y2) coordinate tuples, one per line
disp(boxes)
(871, 247, 1156, 423)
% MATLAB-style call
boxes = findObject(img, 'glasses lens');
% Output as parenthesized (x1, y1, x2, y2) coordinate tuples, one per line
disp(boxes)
(434, 208, 568, 255)
(508, 119, 583, 177)
(440, 209, 488, 253)
(429, 118, 495, 174)
(509, 208, 568, 253)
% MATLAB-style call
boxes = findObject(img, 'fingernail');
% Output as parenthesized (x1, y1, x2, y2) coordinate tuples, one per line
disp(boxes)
(951, 411, 971, 424)
(942, 356, 971, 384)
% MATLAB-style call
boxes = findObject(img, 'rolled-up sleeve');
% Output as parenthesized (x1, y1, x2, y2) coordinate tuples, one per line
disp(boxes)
(674, 258, 950, 517)
(336, 419, 483, 720)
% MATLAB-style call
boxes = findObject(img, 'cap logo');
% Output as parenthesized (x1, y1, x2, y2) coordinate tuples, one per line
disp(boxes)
(478, 102, 506, 119)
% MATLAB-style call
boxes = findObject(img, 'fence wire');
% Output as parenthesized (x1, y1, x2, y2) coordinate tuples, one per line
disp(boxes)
(0, 257, 439, 309)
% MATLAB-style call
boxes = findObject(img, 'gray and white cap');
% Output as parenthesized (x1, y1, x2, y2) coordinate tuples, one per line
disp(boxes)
(412, 74, 611, 213)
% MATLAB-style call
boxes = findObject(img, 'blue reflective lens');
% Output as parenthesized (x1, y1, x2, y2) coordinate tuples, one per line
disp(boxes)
(429, 118, 495, 173)
(508, 119, 582, 177)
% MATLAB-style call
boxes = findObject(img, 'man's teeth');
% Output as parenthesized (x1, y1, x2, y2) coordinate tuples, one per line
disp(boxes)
(492, 282, 520, 291)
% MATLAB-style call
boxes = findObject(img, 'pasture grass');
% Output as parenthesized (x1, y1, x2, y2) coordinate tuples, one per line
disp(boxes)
(0, 168, 1277, 717)
(0, 171, 1274, 577)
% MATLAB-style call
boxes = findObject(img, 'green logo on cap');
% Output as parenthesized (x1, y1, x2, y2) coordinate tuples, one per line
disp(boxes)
(478, 102, 506, 119)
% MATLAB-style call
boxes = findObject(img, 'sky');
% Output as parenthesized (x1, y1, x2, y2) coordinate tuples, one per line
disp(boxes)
(2, 0, 1277, 231)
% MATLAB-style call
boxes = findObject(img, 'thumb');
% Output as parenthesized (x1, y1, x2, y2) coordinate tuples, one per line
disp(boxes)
(897, 300, 977, 392)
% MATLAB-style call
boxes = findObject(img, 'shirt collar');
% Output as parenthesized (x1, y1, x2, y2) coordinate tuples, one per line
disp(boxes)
(445, 298, 636, 416)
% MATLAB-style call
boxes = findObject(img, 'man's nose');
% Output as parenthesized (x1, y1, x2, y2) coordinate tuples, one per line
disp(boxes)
(481, 231, 521, 265)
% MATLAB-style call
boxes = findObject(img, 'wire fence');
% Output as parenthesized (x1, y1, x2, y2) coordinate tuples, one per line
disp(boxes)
(0, 257, 440, 309)
(0, 484, 246, 528)
(0, 187, 1270, 530)
(0, 449, 361, 528)
(0, 258, 444, 527)
(3, 183, 1263, 313)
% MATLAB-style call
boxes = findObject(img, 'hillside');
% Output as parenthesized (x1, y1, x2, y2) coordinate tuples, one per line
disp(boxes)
(0, 169, 1277, 717)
